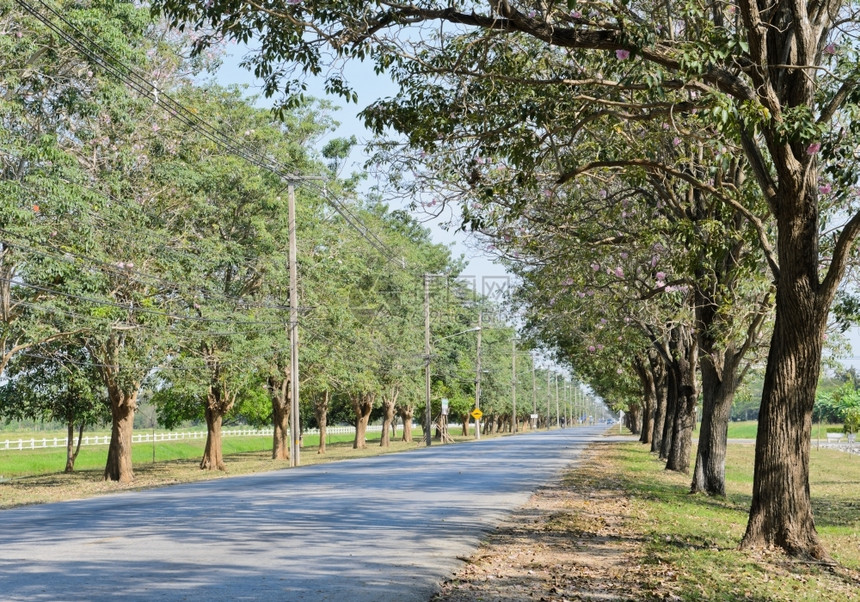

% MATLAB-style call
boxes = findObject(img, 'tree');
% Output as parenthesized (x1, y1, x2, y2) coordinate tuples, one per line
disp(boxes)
(151, 0, 860, 558)
(0, 344, 109, 471)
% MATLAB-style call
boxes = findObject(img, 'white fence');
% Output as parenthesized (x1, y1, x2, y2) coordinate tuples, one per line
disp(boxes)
(0, 424, 384, 452)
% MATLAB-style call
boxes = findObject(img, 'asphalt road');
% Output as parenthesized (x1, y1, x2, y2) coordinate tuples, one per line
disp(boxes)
(0, 425, 608, 601)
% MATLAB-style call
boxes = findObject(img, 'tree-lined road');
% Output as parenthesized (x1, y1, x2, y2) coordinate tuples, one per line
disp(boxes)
(0, 426, 607, 601)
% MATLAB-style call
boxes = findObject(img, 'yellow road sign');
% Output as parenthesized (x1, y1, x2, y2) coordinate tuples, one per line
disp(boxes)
(470, 408, 483, 420)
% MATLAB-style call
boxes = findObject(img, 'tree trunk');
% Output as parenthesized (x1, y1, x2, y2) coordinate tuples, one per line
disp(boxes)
(641, 372, 655, 445)
(659, 366, 676, 461)
(200, 382, 235, 471)
(379, 388, 398, 448)
(626, 403, 642, 435)
(352, 392, 374, 449)
(634, 355, 656, 445)
(740, 254, 829, 559)
(649, 353, 667, 453)
(691, 354, 736, 495)
(461, 414, 470, 436)
(398, 405, 414, 442)
(64, 422, 84, 473)
(268, 371, 290, 461)
(104, 387, 137, 483)
(200, 403, 225, 470)
(665, 327, 698, 474)
(314, 390, 329, 454)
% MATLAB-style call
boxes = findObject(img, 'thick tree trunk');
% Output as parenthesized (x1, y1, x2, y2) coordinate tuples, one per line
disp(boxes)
(379, 389, 398, 447)
(352, 392, 374, 449)
(461, 414, 470, 436)
(315, 390, 329, 454)
(650, 355, 667, 454)
(398, 405, 414, 442)
(691, 349, 738, 496)
(634, 355, 656, 445)
(200, 382, 235, 471)
(740, 268, 829, 559)
(272, 394, 290, 461)
(104, 388, 137, 483)
(665, 327, 698, 474)
(626, 404, 642, 435)
(200, 403, 226, 471)
(268, 372, 290, 461)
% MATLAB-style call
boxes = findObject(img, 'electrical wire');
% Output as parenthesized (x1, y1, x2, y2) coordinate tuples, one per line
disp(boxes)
(14, 0, 410, 270)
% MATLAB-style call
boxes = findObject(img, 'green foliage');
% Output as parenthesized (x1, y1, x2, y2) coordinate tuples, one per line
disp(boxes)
(0, 346, 109, 430)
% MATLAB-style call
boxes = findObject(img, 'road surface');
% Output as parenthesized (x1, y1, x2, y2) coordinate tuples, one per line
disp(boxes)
(0, 425, 607, 600)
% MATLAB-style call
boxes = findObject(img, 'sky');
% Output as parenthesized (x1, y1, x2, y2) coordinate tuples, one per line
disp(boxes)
(213, 47, 511, 292)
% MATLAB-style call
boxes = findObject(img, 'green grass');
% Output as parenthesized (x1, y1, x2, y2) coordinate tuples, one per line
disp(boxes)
(725, 420, 848, 441)
(0, 428, 416, 478)
(612, 442, 860, 601)
(726, 420, 759, 439)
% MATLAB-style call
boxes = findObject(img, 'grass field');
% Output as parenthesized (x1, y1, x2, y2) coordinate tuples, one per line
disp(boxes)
(612, 439, 860, 600)
(0, 425, 485, 508)
(0, 429, 376, 478)
(726, 420, 759, 439)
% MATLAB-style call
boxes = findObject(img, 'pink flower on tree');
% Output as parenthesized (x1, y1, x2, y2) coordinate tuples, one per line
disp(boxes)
(591, 262, 600, 271)
(614, 267, 624, 278)
(588, 345, 596, 352)
(615, 49, 630, 60)
(819, 183, 832, 195)
(824, 43, 836, 55)
(807, 142, 822, 154)
(672, 137, 682, 147)
(656, 271, 666, 280)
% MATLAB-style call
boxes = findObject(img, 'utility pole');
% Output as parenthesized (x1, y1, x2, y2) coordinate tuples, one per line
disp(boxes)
(546, 369, 551, 429)
(555, 374, 560, 428)
(566, 379, 572, 426)
(424, 274, 432, 446)
(475, 311, 482, 440)
(288, 183, 301, 468)
(531, 357, 537, 429)
(511, 337, 517, 433)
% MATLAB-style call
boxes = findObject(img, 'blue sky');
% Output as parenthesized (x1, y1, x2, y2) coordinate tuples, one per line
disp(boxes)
(214, 46, 509, 285)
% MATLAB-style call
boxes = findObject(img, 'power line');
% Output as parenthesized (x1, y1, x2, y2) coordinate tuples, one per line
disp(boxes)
(14, 0, 409, 270)
(0, 276, 286, 327)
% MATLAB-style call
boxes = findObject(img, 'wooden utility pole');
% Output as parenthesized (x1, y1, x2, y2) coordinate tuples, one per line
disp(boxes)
(475, 311, 482, 440)
(511, 337, 517, 433)
(546, 370, 551, 429)
(288, 183, 301, 467)
(531, 357, 537, 429)
(555, 374, 560, 428)
(424, 274, 432, 446)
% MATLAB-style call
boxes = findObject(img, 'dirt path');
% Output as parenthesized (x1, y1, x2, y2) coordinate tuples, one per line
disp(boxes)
(432, 441, 665, 602)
